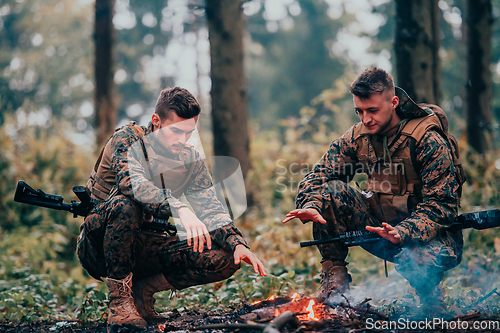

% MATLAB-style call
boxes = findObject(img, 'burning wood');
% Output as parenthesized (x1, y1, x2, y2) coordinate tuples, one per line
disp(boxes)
(241, 294, 331, 323)
(150, 294, 390, 333)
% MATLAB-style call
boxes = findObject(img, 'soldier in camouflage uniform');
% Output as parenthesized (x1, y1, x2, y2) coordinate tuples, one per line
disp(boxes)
(283, 68, 463, 315)
(77, 87, 266, 329)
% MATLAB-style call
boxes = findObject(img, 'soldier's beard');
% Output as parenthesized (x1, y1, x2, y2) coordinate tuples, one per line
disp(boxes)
(374, 114, 393, 135)
(154, 131, 183, 157)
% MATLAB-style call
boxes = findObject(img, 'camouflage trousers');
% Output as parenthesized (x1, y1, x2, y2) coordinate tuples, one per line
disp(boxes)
(313, 180, 463, 290)
(77, 194, 240, 290)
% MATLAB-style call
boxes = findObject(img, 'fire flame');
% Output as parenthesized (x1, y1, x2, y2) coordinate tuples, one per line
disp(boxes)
(306, 300, 319, 321)
(291, 292, 300, 301)
(158, 324, 166, 331)
(251, 295, 276, 306)
(274, 308, 280, 317)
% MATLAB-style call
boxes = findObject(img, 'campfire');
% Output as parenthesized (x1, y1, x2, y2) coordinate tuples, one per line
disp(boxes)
(242, 293, 330, 323)
(153, 292, 390, 333)
(256, 294, 321, 321)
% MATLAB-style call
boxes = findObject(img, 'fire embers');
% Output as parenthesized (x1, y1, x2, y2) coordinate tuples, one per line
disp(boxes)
(241, 293, 332, 324)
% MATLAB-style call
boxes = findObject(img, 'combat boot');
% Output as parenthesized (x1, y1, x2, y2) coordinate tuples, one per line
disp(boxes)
(317, 261, 351, 305)
(415, 284, 448, 318)
(132, 274, 174, 322)
(106, 273, 147, 329)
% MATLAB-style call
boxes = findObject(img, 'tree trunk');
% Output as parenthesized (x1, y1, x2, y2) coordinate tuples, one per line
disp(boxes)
(94, 0, 116, 147)
(465, 0, 494, 154)
(395, 0, 440, 104)
(206, 0, 251, 181)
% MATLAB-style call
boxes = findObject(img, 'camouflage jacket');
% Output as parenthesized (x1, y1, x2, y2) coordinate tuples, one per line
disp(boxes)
(296, 121, 459, 246)
(108, 121, 248, 252)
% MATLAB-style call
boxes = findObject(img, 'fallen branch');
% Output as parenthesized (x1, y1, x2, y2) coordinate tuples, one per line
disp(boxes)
(264, 311, 299, 333)
(453, 312, 482, 321)
(194, 310, 299, 333)
(340, 303, 390, 320)
(466, 288, 498, 309)
(194, 323, 265, 330)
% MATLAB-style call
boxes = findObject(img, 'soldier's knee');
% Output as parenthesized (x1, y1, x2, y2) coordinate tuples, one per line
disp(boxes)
(205, 250, 240, 280)
(219, 259, 240, 280)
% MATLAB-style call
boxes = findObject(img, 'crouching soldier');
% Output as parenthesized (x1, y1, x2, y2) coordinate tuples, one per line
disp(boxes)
(77, 87, 266, 329)
(284, 68, 464, 316)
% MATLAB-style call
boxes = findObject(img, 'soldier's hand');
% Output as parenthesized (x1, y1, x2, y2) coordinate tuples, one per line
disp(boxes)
(234, 245, 267, 277)
(282, 208, 327, 224)
(365, 223, 401, 245)
(177, 207, 212, 253)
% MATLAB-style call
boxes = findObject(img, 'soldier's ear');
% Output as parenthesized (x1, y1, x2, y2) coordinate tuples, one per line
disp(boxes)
(392, 96, 399, 109)
(152, 114, 161, 129)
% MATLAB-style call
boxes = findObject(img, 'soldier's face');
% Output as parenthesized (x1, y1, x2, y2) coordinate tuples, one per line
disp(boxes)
(354, 91, 400, 135)
(153, 113, 197, 155)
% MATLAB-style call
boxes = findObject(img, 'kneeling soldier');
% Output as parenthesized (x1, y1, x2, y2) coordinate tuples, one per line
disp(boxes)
(78, 87, 266, 329)
(284, 68, 463, 316)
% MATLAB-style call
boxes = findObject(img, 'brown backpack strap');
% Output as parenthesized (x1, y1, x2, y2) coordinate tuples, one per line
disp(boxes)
(87, 122, 146, 201)
(91, 122, 144, 173)
(354, 123, 378, 165)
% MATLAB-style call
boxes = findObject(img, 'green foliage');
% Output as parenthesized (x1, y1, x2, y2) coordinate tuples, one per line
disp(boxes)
(0, 226, 109, 323)
(460, 148, 500, 209)
(154, 265, 316, 312)
(0, 0, 93, 125)
(0, 115, 94, 231)
(1, 101, 500, 324)
(0, 118, 106, 323)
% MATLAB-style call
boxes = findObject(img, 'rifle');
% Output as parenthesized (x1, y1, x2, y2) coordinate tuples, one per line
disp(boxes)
(300, 209, 500, 248)
(13, 180, 178, 236)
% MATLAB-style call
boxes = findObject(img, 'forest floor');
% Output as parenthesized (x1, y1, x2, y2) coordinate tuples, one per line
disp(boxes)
(1, 295, 499, 333)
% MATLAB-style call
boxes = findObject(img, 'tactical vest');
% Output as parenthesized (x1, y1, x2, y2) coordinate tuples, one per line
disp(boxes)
(86, 122, 196, 201)
(353, 105, 465, 224)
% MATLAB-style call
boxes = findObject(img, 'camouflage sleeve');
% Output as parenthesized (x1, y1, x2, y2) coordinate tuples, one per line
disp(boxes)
(110, 127, 188, 219)
(394, 130, 459, 244)
(185, 152, 248, 252)
(296, 125, 359, 212)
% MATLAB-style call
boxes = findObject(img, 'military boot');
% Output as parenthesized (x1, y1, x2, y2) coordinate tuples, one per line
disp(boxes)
(132, 274, 174, 322)
(415, 284, 448, 318)
(317, 261, 351, 305)
(106, 273, 147, 329)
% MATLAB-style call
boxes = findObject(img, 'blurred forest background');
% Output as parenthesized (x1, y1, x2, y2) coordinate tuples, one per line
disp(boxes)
(1, 0, 500, 325)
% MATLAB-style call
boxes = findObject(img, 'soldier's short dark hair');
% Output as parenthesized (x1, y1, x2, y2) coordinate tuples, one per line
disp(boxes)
(155, 87, 201, 120)
(349, 67, 395, 99)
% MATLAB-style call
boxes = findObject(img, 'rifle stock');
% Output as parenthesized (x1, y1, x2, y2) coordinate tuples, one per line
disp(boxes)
(14, 180, 94, 217)
(14, 180, 178, 235)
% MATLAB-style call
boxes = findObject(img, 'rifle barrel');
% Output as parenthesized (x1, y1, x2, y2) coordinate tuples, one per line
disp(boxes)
(299, 209, 500, 248)
(300, 236, 341, 247)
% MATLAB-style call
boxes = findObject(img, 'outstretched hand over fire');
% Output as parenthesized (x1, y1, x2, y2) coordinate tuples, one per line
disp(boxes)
(282, 208, 327, 224)
(234, 245, 267, 277)
(365, 223, 401, 245)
